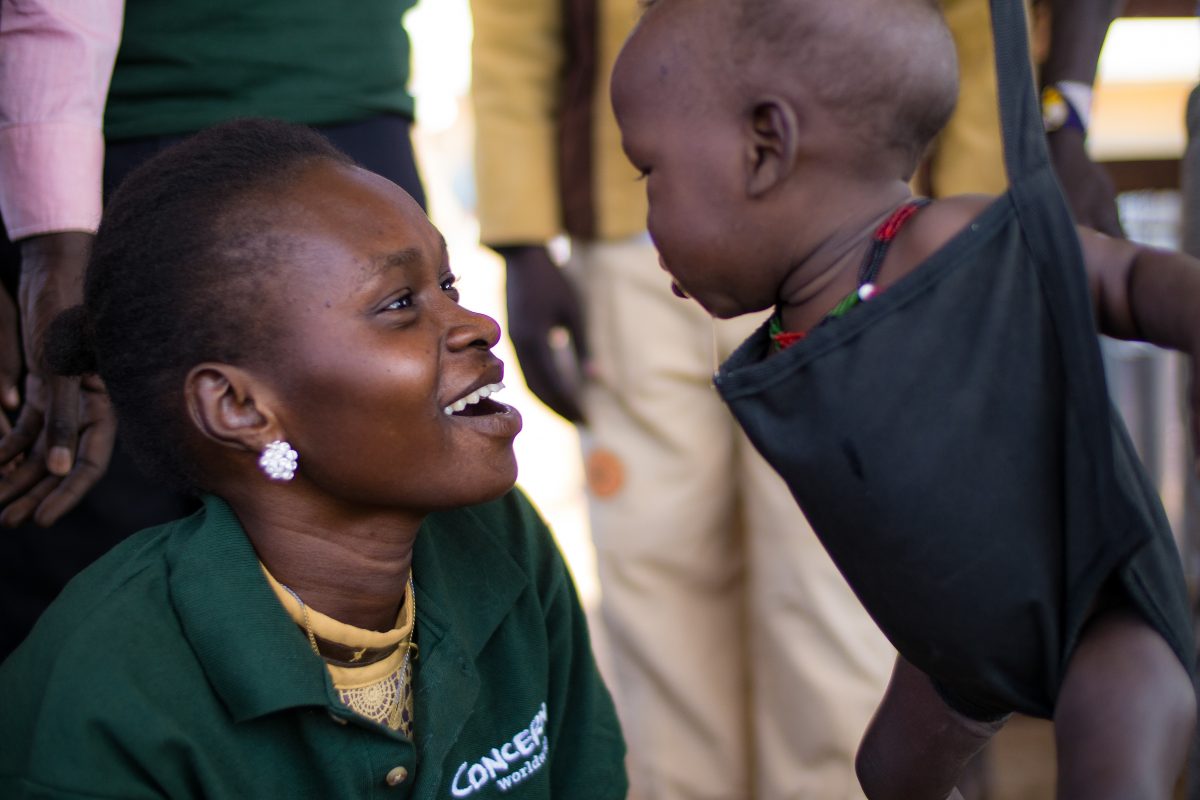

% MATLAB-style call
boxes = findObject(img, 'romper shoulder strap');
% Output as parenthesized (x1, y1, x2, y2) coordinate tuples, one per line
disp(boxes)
(987, 0, 1132, 528)
(989, 0, 1050, 183)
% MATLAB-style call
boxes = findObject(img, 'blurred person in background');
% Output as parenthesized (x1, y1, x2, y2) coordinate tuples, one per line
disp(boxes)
(0, 0, 427, 659)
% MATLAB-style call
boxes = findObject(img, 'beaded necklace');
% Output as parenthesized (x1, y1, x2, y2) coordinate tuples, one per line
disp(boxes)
(770, 198, 931, 350)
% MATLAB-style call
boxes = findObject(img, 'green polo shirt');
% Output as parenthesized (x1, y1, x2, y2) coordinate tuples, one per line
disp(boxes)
(105, 0, 418, 141)
(0, 491, 627, 799)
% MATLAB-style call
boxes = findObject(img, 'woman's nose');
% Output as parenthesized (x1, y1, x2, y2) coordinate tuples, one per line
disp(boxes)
(446, 307, 501, 351)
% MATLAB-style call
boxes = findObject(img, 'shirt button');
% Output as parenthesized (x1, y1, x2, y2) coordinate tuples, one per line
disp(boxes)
(386, 766, 409, 786)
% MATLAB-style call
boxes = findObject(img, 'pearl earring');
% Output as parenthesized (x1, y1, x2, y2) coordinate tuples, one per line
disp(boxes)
(258, 440, 298, 481)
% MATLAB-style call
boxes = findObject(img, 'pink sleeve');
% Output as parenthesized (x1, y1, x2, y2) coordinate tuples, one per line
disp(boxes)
(0, 0, 124, 240)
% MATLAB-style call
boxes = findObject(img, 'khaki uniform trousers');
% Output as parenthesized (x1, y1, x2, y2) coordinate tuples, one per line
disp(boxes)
(573, 237, 895, 800)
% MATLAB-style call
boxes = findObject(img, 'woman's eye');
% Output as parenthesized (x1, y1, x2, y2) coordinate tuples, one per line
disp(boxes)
(382, 276, 457, 312)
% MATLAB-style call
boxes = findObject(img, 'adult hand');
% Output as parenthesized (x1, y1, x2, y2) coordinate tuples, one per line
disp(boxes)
(0, 281, 22, 427)
(0, 372, 115, 527)
(1047, 128, 1124, 238)
(499, 245, 589, 424)
(0, 231, 116, 525)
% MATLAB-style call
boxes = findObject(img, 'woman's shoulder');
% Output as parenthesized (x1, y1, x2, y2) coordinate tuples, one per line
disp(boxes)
(0, 514, 208, 785)
(1, 508, 215, 690)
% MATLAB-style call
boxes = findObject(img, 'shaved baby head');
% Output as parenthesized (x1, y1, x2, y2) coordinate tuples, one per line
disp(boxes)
(634, 0, 959, 179)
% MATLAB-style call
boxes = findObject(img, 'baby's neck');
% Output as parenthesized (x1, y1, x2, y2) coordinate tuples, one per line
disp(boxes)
(776, 186, 913, 333)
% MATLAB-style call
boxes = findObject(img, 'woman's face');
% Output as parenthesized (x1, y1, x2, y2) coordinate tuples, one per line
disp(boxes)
(248, 160, 521, 513)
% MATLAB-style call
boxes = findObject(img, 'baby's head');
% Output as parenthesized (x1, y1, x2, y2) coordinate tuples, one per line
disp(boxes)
(611, 0, 958, 317)
(50, 119, 521, 511)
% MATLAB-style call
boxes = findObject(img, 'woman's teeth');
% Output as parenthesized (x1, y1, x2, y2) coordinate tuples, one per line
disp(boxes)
(443, 382, 505, 416)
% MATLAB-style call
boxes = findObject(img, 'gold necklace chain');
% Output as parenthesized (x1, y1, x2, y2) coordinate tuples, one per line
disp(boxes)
(281, 574, 417, 661)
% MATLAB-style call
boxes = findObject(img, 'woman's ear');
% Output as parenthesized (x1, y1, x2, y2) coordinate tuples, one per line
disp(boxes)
(185, 363, 281, 453)
(745, 96, 801, 197)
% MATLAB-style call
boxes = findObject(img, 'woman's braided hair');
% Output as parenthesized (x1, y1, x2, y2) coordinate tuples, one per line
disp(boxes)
(46, 118, 351, 489)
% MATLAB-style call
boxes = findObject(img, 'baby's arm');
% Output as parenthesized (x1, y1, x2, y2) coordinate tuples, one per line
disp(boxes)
(1079, 226, 1200, 464)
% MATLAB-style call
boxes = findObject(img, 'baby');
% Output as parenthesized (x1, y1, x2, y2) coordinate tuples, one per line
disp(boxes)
(0, 119, 627, 799)
(612, 0, 1199, 798)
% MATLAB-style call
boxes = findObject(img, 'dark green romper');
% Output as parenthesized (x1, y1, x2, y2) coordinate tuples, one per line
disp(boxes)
(714, 0, 1194, 720)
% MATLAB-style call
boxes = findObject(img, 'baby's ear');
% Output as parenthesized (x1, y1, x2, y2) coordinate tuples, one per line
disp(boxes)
(185, 363, 281, 454)
(745, 96, 801, 197)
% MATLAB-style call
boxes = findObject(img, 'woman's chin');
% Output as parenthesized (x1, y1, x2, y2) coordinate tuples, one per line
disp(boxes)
(450, 456, 520, 509)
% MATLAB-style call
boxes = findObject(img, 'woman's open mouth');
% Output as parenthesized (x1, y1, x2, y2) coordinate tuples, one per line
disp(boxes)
(443, 381, 505, 416)
(442, 381, 523, 438)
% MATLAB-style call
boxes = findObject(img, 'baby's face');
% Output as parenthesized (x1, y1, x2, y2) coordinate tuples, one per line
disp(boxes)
(611, 3, 782, 318)
(247, 161, 521, 512)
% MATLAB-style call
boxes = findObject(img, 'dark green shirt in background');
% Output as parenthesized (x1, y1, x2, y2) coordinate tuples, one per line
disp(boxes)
(105, 0, 419, 141)
(0, 491, 627, 799)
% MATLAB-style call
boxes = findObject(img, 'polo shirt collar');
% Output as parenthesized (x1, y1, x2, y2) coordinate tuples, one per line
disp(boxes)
(167, 496, 333, 722)
(412, 501, 526, 660)
(167, 495, 527, 726)
(405, 500, 528, 786)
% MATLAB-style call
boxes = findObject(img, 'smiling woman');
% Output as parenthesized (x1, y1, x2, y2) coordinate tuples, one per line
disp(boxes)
(0, 118, 627, 800)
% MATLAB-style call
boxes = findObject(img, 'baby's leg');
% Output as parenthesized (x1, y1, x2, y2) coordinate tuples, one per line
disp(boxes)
(1054, 609, 1195, 799)
(855, 656, 1006, 800)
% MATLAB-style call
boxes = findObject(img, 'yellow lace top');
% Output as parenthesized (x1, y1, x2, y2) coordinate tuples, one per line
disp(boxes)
(261, 565, 416, 737)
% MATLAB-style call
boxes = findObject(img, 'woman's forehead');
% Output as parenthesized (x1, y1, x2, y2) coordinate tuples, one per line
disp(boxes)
(281, 163, 438, 256)
(242, 163, 444, 300)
